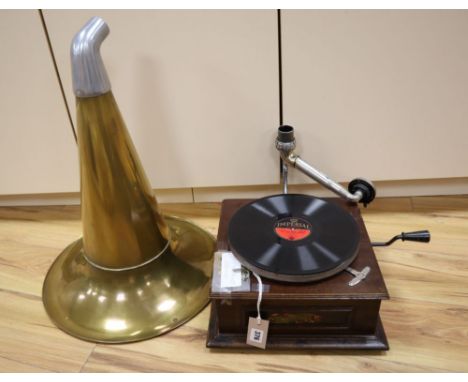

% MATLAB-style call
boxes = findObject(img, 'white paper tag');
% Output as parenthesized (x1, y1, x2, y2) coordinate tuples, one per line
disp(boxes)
(220, 252, 242, 288)
(246, 317, 269, 349)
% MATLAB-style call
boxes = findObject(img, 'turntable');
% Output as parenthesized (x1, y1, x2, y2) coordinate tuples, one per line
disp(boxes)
(206, 126, 430, 350)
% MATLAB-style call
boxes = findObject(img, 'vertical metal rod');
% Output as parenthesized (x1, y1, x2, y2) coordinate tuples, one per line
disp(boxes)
(282, 162, 288, 194)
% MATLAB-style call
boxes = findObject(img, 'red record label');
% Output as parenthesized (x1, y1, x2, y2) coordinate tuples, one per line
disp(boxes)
(274, 217, 311, 241)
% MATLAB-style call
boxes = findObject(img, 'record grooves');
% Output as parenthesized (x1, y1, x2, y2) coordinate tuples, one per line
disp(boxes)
(228, 194, 361, 282)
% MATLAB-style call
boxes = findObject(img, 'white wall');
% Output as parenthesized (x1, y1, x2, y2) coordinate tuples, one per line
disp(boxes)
(1, 10, 468, 204)
(282, 10, 468, 184)
(0, 10, 79, 195)
(43, 10, 280, 189)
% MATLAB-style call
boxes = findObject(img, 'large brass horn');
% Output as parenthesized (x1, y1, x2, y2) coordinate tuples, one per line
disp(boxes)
(42, 17, 215, 343)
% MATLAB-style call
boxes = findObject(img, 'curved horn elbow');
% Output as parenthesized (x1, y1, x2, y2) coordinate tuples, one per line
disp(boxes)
(71, 16, 111, 97)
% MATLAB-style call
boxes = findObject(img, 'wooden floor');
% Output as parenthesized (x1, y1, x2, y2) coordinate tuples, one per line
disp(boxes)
(0, 196, 467, 372)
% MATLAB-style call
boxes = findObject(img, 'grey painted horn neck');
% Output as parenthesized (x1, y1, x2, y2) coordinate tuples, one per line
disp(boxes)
(71, 16, 111, 97)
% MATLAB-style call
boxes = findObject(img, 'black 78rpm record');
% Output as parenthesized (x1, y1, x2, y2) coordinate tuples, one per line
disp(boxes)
(228, 194, 361, 282)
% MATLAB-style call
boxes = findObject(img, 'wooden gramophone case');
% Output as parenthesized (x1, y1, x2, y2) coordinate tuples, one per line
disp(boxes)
(207, 199, 389, 350)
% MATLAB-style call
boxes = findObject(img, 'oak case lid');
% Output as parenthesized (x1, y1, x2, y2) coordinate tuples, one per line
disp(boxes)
(211, 198, 389, 300)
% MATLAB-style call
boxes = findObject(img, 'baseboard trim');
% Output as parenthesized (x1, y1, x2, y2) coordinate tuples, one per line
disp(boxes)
(0, 188, 193, 206)
(1, 178, 467, 206)
(192, 177, 468, 202)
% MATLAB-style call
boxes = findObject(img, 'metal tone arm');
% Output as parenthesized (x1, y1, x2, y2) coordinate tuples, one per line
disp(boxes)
(276, 125, 376, 205)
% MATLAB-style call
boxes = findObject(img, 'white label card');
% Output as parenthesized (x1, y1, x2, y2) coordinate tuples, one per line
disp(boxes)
(220, 252, 242, 288)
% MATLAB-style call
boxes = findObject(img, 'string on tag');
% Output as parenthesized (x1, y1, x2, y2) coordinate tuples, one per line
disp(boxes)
(252, 271, 263, 324)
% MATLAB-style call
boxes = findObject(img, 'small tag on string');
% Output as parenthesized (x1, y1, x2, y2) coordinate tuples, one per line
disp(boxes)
(246, 317, 269, 349)
(246, 272, 269, 349)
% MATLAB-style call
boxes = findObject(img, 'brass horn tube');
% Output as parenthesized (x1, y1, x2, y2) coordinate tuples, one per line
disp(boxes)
(72, 17, 169, 270)
(77, 92, 170, 270)
(42, 16, 215, 343)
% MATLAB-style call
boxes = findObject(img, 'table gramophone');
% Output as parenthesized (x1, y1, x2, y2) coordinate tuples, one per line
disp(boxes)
(207, 126, 430, 350)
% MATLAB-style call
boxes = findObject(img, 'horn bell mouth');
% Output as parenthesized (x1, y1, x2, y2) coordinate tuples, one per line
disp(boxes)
(42, 216, 214, 343)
